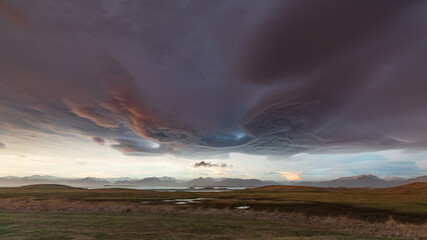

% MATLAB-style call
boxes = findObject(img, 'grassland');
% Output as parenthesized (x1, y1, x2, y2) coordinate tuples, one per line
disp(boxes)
(0, 183, 426, 239)
(0, 212, 393, 240)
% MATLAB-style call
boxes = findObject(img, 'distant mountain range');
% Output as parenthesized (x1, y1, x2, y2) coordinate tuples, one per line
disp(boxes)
(0, 174, 426, 189)
(114, 177, 179, 186)
(296, 174, 427, 188)
(393, 175, 427, 186)
(68, 177, 111, 185)
(183, 177, 277, 187)
(0, 175, 279, 188)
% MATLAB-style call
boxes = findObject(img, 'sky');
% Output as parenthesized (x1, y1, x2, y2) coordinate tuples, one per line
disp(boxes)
(0, 0, 426, 181)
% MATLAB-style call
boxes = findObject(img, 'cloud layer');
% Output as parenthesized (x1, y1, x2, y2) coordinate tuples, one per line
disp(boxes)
(91, 137, 105, 145)
(0, 0, 426, 158)
(193, 161, 229, 168)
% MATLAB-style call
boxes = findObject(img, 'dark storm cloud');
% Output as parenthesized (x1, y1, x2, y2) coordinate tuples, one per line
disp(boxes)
(237, 0, 427, 155)
(193, 161, 229, 168)
(0, 0, 426, 158)
(240, 0, 417, 82)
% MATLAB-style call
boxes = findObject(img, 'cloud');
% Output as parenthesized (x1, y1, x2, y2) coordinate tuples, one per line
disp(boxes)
(279, 172, 301, 181)
(91, 136, 105, 145)
(0, 0, 426, 159)
(69, 104, 121, 129)
(73, 161, 87, 166)
(110, 138, 167, 156)
(237, 0, 427, 155)
(193, 161, 230, 168)
(0, 0, 34, 37)
(240, 0, 416, 82)
(267, 171, 301, 181)
(0, 142, 5, 148)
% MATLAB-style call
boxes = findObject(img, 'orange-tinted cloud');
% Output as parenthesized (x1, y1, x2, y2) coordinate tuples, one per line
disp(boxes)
(68, 103, 121, 129)
(280, 172, 301, 181)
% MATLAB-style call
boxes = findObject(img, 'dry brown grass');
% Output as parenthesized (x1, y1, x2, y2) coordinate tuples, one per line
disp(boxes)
(0, 198, 425, 239)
